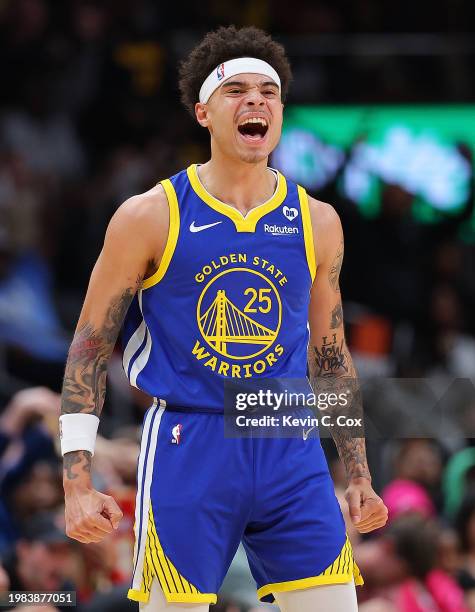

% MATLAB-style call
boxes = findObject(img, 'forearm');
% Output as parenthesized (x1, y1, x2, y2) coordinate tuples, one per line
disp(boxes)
(61, 323, 110, 488)
(309, 336, 370, 482)
(61, 286, 137, 487)
(61, 322, 110, 418)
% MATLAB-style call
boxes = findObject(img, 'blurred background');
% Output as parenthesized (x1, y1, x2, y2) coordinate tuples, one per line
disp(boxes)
(0, 0, 475, 610)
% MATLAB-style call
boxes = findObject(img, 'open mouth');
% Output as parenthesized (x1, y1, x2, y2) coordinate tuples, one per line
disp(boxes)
(237, 117, 269, 142)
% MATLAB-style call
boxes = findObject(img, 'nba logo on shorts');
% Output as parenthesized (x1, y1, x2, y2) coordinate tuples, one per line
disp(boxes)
(217, 63, 225, 80)
(171, 424, 182, 444)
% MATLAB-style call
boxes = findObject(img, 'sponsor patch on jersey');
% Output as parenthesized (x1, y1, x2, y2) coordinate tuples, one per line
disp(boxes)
(264, 224, 299, 236)
(283, 206, 299, 221)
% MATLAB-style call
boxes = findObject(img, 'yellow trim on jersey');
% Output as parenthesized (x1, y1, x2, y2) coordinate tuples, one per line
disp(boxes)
(298, 184, 317, 283)
(127, 505, 218, 605)
(257, 536, 363, 602)
(187, 164, 287, 233)
(142, 179, 180, 290)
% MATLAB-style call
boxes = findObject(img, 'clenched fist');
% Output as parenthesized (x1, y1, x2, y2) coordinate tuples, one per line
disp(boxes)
(64, 485, 123, 544)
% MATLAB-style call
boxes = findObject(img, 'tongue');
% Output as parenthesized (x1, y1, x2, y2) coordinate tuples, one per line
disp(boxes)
(238, 121, 266, 137)
(239, 125, 265, 140)
(241, 132, 263, 140)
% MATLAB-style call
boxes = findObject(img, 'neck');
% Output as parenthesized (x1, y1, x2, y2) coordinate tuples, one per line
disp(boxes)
(197, 149, 276, 215)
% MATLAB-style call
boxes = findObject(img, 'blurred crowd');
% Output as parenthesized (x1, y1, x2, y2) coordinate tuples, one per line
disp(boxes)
(1, 0, 475, 610)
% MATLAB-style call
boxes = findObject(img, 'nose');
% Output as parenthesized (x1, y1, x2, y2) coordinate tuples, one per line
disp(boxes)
(244, 86, 265, 106)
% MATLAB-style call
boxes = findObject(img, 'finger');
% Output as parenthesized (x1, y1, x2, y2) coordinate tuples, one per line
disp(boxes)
(76, 529, 104, 543)
(72, 501, 116, 536)
(68, 521, 107, 543)
(70, 526, 103, 543)
(359, 498, 386, 522)
(101, 496, 123, 529)
(346, 490, 362, 524)
(357, 509, 388, 529)
(356, 513, 389, 532)
(76, 535, 98, 544)
(78, 521, 112, 540)
(66, 530, 92, 544)
(357, 520, 388, 534)
(89, 512, 114, 534)
(358, 512, 386, 527)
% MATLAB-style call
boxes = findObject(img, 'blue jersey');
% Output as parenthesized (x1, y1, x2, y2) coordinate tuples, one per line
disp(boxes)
(122, 164, 316, 411)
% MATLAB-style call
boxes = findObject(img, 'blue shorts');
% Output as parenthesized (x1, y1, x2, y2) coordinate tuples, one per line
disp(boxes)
(128, 402, 363, 605)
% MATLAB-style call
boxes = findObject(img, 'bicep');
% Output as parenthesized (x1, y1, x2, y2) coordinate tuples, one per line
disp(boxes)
(308, 206, 345, 344)
(76, 248, 142, 336)
(308, 267, 344, 344)
(307, 202, 348, 376)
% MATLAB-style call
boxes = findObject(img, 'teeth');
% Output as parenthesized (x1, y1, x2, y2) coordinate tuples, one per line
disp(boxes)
(239, 117, 268, 127)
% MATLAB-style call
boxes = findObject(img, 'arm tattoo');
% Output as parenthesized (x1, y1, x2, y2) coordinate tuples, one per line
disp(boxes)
(329, 238, 343, 292)
(61, 321, 108, 417)
(313, 334, 348, 376)
(61, 277, 141, 482)
(63, 450, 91, 480)
(330, 303, 343, 329)
(61, 280, 140, 418)
(309, 337, 370, 481)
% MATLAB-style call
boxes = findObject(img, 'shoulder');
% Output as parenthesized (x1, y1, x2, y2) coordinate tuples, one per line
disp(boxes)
(112, 183, 168, 228)
(105, 183, 169, 245)
(306, 194, 343, 267)
(306, 194, 342, 234)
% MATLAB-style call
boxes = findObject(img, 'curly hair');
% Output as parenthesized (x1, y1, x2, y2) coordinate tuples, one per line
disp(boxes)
(178, 26, 292, 116)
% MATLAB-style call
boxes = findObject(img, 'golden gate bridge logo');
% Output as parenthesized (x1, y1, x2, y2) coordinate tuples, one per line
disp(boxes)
(197, 268, 282, 360)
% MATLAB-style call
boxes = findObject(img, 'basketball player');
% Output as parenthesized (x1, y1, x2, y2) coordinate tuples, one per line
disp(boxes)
(60, 26, 388, 611)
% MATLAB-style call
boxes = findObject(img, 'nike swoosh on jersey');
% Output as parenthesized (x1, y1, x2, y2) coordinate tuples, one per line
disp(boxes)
(303, 426, 317, 440)
(189, 221, 223, 233)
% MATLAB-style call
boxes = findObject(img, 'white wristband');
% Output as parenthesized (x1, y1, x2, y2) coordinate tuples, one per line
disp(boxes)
(59, 413, 100, 456)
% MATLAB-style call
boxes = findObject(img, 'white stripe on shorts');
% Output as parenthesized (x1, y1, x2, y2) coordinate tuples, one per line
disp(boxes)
(131, 400, 164, 590)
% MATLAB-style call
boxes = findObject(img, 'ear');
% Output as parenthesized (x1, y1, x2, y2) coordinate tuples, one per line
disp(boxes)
(195, 102, 210, 128)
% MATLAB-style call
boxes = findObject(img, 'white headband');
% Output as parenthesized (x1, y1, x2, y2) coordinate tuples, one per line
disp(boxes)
(199, 57, 281, 104)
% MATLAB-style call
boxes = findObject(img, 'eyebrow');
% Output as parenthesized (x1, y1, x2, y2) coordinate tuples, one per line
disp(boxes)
(221, 80, 279, 89)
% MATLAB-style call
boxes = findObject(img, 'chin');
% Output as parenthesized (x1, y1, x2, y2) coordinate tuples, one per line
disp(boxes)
(238, 149, 270, 164)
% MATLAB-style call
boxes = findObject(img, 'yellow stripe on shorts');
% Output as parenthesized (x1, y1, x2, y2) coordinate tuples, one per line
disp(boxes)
(127, 504, 218, 605)
(257, 534, 364, 602)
